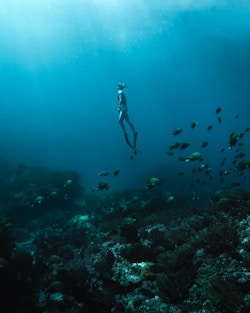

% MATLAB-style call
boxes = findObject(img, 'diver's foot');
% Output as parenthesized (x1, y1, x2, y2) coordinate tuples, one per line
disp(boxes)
(130, 148, 137, 160)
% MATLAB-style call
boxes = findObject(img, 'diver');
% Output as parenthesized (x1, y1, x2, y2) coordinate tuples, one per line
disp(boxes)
(117, 83, 138, 158)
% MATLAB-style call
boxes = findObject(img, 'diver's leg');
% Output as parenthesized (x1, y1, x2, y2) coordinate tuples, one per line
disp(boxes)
(119, 114, 133, 149)
(126, 116, 138, 149)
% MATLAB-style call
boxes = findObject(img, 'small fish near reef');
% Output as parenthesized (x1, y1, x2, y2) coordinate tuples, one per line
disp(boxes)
(207, 125, 213, 131)
(170, 127, 182, 136)
(91, 180, 110, 192)
(32, 195, 45, 207)
(146, 177, 160, 189)
(64, 179, 73, 187)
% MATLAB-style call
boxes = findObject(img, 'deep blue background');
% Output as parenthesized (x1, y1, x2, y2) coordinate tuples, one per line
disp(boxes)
(0, 1, 249, 196)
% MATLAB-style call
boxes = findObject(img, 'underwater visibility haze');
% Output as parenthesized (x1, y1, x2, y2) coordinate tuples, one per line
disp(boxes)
(2, 1, 250, 313)
(0, 0, 250, 192)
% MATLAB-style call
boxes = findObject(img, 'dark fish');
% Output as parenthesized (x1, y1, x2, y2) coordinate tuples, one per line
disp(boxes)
(217, 116, 222, 124)
(192, 169, 196, 174)
(174, 140, 182, 148)
(228, 132, 239, 149)
(245, 127, 249, 133)
(237, 152, 246, 158)
(201, 141, 208, 148)
(170, 127, 182, 136)
(169, 144, 176, 150)
(180, 141, 191, 149)
(238, 142, 244, 147)
(113, 168, 120, 176)
(232, 160, 237, 165)
(191, 120, 198, 129)
(167, 150, 174, 156)
(237, 160, 250, 170)
(239, 133, 244, 139)
(207, 125, 213, 131)
(220, 169, 231, 176)
(220, 148, 225, 153)
(216, 107, 222, 114)
(97, 180, 110, 191)
(235, 115, 239, 119)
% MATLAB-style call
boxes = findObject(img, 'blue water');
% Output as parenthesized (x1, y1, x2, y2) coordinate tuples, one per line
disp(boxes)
(0, 1, 249, 195)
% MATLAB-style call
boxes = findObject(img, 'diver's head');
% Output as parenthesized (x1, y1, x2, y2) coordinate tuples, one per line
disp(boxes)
(117, 83, 127, 90)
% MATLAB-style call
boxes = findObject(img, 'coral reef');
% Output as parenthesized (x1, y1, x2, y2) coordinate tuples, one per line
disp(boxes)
(0, 164, 250, 312)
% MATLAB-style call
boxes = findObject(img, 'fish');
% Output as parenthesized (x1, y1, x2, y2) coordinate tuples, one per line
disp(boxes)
(167, 195, 175, 202)
(237, 160, 250, 170)
(174, 140, 182, 148)
(191, 120, 198, 129)
(217, 116, 222, 124)
(170, 127, 182, 136)
(236, 152, 246, 158)
(198, 164, 206, 171)
(180, 141, 191, 149)
(185, 151, 202, 162)
(98, 171, 109, 176)
(64, 179, 73, 187)
(201, 141, 208, 148)
(220, 148, 225, 153)
(245, 127, 249, 133)
(146, 177, 160, 189)
(169, 144, 176, 150)
(215, 107, 222, 114)
(113, 168, 120, 176)
(97, 180, 110, 191)
(219, 170, 230, 176)
(207, 125, 213, 131)
(228, 132, 239, 149)
(167, 150, 174, 156)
